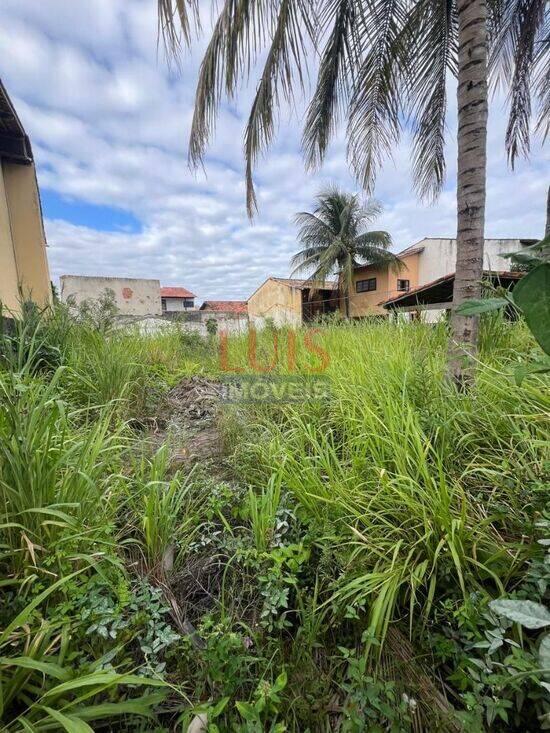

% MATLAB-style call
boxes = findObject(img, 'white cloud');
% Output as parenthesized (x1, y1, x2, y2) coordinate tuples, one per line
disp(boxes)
(0, 0, 547, 303)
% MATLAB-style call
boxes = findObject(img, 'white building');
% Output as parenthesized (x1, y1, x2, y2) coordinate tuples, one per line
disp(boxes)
(160, 286, 196, 313)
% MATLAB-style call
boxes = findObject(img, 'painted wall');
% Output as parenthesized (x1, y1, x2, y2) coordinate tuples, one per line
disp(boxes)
(347, 252, 420, 316)
(416, 238, 527, 285)
(0, 161, 51, 314)
(60, 275, 162, 316)
(247, 279, 303, 327)
(0, 166, 20, 312)
(162, 297, 194, 312)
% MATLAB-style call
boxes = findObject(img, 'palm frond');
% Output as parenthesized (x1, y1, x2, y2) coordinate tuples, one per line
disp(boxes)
(346, 0, 409, 192)
(189, 0, 258, 168)
(405, 0, 456, 201)
(354, 230, 393, 251)
(302, 0, 358, 169)
(534, 48, 550, 141)
(243, 0, 315, 215)
(158, 0, 199, 56)
(291, 188, 392, 299)
(490, 0, 549, 166)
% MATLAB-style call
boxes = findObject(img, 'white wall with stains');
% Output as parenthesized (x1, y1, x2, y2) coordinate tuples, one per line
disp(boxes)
(60, 275, 162, 316)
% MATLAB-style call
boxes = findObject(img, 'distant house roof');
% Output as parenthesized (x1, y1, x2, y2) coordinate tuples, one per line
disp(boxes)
(395, 245, 425, 258)
(382, 270, 524, 309)
(160, 286, 195, 299)
(200, 300, 248, 314)
(247, 277, 339, 302)
(0, 80, 33, 164)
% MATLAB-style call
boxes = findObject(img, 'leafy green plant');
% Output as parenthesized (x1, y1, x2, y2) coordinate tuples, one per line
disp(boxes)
(0, 572, 167, 731)
(245, 471, 283, 553)
(67, 287, 119, 333)
(0, 367, 124, 578)
(127, 447, 201, 576)
(457, 235, 550, 382)
(235, 669, 288, 733)
(337, 646, 412, 732)
(0, 301, 64, 375)
(206, 317, 218, 337)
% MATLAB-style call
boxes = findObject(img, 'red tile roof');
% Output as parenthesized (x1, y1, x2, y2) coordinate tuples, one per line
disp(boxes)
(200, 300, 248, 314)
(161, 286, 195, 299)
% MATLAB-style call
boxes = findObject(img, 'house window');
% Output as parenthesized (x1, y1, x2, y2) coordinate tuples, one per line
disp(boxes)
(183, 298, 194, 308)
(356, 278, 377, 293)
(397, 279, 410, 292)
(161, 298, 167, 312)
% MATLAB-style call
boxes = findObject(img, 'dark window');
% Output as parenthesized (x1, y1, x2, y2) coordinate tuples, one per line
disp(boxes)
(356, 278, 377, 293)
(161, 298, 167, 312)
(183, 298, 194, 308)
(397, 279, 410, 292)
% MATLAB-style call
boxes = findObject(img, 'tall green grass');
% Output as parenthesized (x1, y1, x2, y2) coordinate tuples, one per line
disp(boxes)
(1, 308, 548, 729)
(229, 320, 550, 653)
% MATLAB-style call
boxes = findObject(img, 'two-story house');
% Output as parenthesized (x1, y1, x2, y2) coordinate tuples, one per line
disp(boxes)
(348, 237, 534, 320)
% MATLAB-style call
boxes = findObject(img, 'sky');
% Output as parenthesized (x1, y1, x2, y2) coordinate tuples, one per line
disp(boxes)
(1, 0, 548, 304)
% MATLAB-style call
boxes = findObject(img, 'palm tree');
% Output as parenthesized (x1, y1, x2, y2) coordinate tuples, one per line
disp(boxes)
(290, 187, 396, 317)
(158, 0, 549, 377)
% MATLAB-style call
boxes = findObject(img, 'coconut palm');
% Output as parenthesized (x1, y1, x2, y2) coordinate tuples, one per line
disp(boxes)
(290, 187, 396, 317)
(158, 0, 549, 377)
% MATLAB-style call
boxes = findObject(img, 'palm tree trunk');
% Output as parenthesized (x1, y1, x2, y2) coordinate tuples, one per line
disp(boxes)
(448, 0, 488, 381)
(339, 272, 350, 318)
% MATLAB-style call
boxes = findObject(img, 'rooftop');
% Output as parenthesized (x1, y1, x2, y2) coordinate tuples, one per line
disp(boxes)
(161, 286, 196, 299)
(0, 79, 33, 164)
(382, 270, 524, 308)
(200, 300, 248, 314)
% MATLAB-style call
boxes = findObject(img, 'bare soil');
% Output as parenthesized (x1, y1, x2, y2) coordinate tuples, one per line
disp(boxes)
(157, 376, 225, 467)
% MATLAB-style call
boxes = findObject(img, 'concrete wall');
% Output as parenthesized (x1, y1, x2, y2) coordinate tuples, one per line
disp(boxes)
(0, 161, 51, 314)
(60, 275, 162, 316)
(416, 238, 526, 285)
(348, 252, 420, 316)
(247, 279, 303, 327)
(116, 312, 248, 336)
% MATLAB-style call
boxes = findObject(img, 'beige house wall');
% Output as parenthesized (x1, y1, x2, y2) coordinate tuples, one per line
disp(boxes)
(247, 279, 303, 327)
(0, 167, 20, 312)
(0, 161, 51, 314)
(347, 252, 420, 317)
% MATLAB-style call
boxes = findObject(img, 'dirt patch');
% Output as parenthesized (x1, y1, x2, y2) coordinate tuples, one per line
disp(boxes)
(159, 376, 225, 466)
(167, 376, 223, 421)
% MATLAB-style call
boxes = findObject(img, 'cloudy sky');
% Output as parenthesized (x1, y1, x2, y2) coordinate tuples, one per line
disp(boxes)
(1, 0, 548, 303)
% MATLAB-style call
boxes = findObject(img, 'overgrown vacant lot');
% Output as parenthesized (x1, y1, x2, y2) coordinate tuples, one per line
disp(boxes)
(1, 308, 549, 732)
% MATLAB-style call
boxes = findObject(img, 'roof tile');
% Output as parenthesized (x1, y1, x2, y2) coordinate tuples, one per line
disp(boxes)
(200, 300, 248, 314)
(161, 286, 196, 298)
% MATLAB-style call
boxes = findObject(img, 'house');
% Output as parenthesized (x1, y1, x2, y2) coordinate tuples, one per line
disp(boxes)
(382, 271, 524, 319)
(346, 246, 421, 318)
(200, 300, 248, 316)
(161, 286, 196, 313)
(346, 238, 535, 321)
(247, 278, 338, 327)
(0, 80, 51, 315)
(60, 275, 162, 316)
